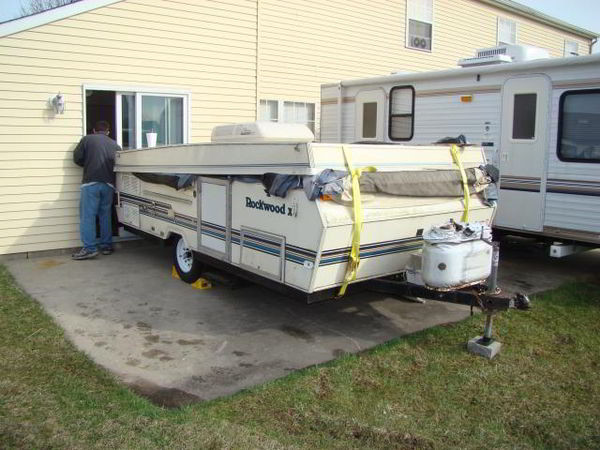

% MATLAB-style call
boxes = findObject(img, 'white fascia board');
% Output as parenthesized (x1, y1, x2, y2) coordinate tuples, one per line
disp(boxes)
(0, 0, 124, 38)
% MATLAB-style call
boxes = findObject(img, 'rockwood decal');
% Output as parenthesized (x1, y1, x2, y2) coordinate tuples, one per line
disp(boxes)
(245, 197, 294, 216)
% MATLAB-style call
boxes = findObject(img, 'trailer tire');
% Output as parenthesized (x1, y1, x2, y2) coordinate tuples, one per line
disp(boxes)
(172, 236, 203, 283)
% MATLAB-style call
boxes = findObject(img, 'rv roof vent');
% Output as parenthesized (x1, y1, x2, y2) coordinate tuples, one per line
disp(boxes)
(477, 47, 507, 57)
(211, 121, 314, 143)
(458, 44, 550, 67)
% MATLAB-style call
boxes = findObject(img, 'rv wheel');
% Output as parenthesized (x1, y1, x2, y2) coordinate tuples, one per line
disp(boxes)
(173, 236, 203, 283)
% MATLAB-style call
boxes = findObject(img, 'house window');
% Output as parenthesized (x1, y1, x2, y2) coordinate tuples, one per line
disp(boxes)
(141, 95, 184, 147)
(512, 93, 537, 140)
(498, 17, 517, 45)
(564, 40, 579, 57)
(557, 89, 600, 163)
(389, 86, 415, 141)
(406, 0, 433, 51)
(259, 99, 315, 132)
(85, 89, 188, 150)
(259, 99, 278, 122)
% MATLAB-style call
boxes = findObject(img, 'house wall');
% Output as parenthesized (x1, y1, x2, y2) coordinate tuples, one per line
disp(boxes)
(257, 0, 591, 116)
(0, 0, 593, 255)
(0, 0, 257, 255)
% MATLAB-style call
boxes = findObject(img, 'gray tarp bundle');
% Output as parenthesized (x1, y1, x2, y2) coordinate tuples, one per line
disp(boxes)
(358, 168, 490, 197)
(133, 173, 195, 190)
(262, 165, 497, 200)
(134, 164, 499, 201)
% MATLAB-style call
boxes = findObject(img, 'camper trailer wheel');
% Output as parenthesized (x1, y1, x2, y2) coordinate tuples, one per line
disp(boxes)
(173, 236, 203, 283)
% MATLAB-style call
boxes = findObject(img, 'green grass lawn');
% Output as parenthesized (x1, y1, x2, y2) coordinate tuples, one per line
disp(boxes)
(1, 264, 599, 449)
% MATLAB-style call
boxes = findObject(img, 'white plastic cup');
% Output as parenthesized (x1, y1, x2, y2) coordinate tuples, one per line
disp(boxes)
(146, 132, 157, 148)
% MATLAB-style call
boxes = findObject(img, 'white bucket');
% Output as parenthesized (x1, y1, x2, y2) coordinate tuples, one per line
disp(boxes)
(146, 132, 157, 148)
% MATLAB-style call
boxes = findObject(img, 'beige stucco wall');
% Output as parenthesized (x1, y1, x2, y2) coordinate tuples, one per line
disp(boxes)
(0, 0, 593, 255)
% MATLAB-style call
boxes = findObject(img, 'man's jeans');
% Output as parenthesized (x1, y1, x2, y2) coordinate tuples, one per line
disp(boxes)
(80, 183, 114, 251)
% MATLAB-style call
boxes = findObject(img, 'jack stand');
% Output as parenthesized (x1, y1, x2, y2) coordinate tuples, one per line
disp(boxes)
(468, 313, 502, 359)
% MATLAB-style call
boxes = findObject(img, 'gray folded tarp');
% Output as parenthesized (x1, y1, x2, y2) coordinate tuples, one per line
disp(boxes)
(358, 168, 489, 197)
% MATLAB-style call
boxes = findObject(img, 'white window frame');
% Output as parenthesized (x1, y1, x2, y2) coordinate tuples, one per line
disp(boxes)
(564, 40, 579, 57)
(497, 17, 517, 45)
(258, 99, 316, 132)
(405, 0, 434, 53)
(82, 84, 191, 148)
(259, 99, 279, 123)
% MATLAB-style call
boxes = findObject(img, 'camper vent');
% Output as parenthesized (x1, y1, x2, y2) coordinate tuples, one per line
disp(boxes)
(477, 47, 507, 57)
(458, 44, 550, 67)
(121, 174, 140, 196)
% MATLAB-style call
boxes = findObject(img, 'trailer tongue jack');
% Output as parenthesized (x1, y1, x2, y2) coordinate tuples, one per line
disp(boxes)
(366, 278, 531, 359)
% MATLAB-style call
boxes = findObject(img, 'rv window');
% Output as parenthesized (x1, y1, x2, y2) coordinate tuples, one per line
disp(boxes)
(557, 89, 600, 163)
(512, 93, 537, 140)
(362, 102, 378, 138)
(389, 86, 415, 141)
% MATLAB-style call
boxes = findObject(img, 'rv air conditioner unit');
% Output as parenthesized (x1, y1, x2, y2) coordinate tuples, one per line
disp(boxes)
(458, 44, 550, 67)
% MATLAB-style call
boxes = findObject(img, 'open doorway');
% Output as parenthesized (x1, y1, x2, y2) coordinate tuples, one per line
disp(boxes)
(85, 90, 116, 139)
(84, 89, 120, 238)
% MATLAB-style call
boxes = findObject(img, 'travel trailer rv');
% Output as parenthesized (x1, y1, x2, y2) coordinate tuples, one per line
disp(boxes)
(320, 45, 600, 254)
(114, 122, 501, 302)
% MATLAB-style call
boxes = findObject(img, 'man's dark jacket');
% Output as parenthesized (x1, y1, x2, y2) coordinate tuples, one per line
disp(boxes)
(73, 133, 121, 185)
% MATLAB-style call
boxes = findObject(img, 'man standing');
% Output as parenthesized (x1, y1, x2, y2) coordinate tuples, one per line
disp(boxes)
(72, 120, 121, 260)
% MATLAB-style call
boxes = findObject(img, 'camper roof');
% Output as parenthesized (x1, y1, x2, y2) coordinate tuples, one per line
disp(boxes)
(322, 52, 600, 89)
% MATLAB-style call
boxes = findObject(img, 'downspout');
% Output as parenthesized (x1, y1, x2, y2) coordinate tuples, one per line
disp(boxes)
(590, 37, 598, 55)
(255, 0, 260, 120)
(337, 81, 343, 142)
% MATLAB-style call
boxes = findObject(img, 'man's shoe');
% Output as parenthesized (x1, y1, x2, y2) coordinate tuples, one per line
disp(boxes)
(101, 247, 114, 255)
(72, 248, 99, 260)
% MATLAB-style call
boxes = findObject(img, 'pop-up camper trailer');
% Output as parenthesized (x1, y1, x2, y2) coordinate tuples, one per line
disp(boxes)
(115, 122, 501, 301)
(320, 45, 600, 254)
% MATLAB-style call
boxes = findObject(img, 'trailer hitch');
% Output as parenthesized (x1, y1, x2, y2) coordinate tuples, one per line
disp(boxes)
(365, 278, 530, 313)
(365, 278, 530, 359)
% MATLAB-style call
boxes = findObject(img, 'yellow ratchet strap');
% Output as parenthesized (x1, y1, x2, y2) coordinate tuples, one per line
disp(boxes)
(450, 144, 470, 222)
(337, 145, 376, 297)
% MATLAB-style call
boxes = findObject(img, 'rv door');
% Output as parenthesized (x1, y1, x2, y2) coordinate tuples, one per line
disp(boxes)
(495, 75, 551, 232)
(355, 90, 385, 142)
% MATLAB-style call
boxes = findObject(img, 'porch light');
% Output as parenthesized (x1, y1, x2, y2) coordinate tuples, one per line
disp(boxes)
(51, 93, 65, 114)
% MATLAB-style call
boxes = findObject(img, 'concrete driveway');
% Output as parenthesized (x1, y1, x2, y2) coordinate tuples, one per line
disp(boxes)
(5, 241, 600, 406)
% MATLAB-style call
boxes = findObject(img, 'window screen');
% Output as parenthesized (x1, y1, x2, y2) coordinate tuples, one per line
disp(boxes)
(362, 102, 378, 138)
(557, 89, 600, 162)
(498, 17, 516, 44)
(259, 100, 315, 132)
(512, 93, 537, 140)
(389, 86, 415, 141)
(259, 100, 278, 122)
(564, 40, 579, 57)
